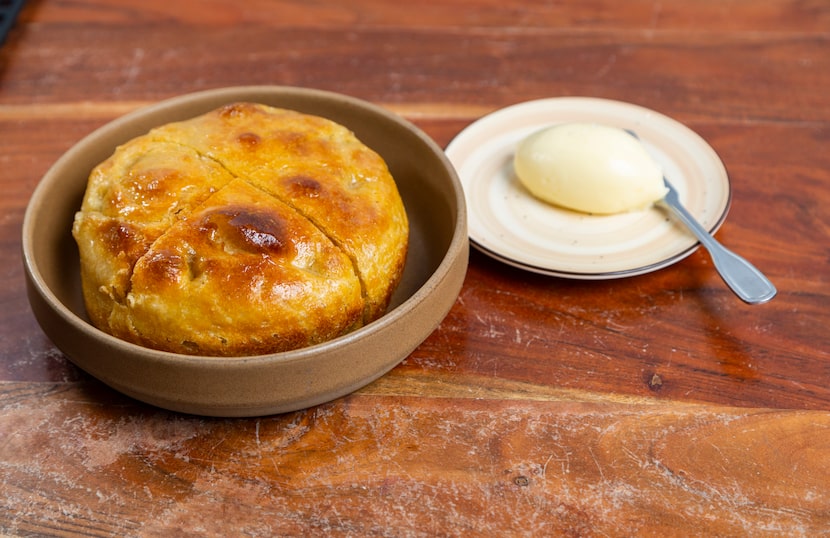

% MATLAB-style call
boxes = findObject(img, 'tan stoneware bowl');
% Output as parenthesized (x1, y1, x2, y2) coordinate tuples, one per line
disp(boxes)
(22, 86, 468, 417)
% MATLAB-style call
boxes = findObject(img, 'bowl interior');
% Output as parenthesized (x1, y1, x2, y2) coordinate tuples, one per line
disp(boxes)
(23, 86, 468, 415)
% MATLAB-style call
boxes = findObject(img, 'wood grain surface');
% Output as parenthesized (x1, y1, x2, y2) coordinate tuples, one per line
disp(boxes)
(2, 1, 829, 536)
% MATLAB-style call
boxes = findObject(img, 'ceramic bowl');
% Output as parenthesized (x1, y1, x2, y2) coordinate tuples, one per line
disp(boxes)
(22, 86, 468, 417)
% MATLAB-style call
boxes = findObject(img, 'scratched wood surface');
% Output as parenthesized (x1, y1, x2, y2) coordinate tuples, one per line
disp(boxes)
(2, 1, 830, 536)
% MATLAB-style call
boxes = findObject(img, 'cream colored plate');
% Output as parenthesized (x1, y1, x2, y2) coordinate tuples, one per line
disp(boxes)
(445, 97, 731, 279)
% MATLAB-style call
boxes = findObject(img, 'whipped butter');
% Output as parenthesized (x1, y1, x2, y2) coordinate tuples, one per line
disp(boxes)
(514, 123, 667, 214)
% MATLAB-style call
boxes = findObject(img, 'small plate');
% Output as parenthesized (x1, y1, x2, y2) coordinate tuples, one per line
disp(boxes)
(445, 97, 731, 279)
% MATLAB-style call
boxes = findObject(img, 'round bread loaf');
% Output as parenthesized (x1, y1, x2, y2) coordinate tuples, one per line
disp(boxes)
(72, 102, 409, 356)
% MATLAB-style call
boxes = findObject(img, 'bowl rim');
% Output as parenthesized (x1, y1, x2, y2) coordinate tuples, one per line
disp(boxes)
(22, 85, 468, 369)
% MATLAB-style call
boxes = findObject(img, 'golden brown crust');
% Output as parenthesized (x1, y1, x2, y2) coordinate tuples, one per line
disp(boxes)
(73, 103, 408, 356)
(150, 102, 409, 321)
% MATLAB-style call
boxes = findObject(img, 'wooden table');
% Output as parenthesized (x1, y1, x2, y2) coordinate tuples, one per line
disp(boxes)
(2, 1, 829, 536)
